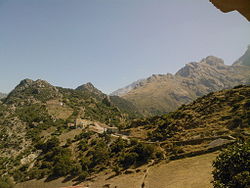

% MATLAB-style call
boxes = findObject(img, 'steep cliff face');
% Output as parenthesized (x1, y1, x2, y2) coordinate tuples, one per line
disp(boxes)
(112, 47, 250, 115)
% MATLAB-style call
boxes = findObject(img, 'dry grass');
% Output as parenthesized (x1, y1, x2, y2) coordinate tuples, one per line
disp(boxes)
(15, 152, 218, 188)
(47, 100, 73, 120)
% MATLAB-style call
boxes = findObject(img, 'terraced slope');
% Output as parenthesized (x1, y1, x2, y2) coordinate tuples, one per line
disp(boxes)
(127, 85, 250, 159)
(0, 79, 142, 184)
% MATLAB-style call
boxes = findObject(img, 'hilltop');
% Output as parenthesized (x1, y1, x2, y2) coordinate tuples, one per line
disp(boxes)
(112, 46, 250, 115)
(0, 78, 141, 173)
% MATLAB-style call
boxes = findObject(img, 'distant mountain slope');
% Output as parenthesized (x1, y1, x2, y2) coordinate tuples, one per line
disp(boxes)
(233, 45, 250, 66)
(126, 85, 250, 159)
(112, 46, 250, 115)
(110, 79, 146, 96)
(0, 92, 7, 99)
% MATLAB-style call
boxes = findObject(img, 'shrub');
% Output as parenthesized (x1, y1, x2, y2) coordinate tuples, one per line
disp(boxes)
(43, 137, 60, 152)
(52, 158, 73, 177)
(228, 117, 243, 129)
(110, 137, 127, 153)
(78, 140, 88, 151)
(132, 143, 155, 164)
(89, 145, 110, 168)
(70, 164, 82, 176)
(0, 177, 14, 188)
(212, 140, 250, 188)
(119, 152, 138, 169)
(112, 165, 121, 175)
(78, 171, 89, 181)
(80, 156, 91, 172)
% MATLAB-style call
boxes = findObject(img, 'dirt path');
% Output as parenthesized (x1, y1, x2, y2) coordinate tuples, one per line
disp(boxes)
(140, 160, 154, 188)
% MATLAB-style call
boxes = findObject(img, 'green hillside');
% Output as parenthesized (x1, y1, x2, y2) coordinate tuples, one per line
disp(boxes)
(0, 82, 249, 186)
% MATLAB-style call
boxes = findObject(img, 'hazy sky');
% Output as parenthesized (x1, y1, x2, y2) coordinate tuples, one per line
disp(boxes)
(0, 0, 250, 94)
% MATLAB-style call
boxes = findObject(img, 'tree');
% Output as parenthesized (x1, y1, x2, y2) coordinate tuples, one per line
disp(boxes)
(45, 137, 60, 152)
(212, 140, 250, 188)
(119, 152, 138, 169)
(52, 158, 73, 177)
(0, 176, 14, 188)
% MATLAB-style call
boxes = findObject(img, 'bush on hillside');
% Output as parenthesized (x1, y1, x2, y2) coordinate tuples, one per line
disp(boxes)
(0, 176, 14, 188)
(212, 140, 250, 188)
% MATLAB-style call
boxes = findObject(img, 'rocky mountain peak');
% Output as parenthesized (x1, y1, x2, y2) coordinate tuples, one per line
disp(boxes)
(17, 78, 34, 89)
(12, 79, 55, 93)
(202, 56, 224, 66)
(79, 82, 95, 90)
(5, 78, 60, 104)
(76, 82, 104, 96)
(175, 62, 198, 77)
(147, 74, 166, 81)
(114, 46, 250, 115)
(176, 56, 226, 78)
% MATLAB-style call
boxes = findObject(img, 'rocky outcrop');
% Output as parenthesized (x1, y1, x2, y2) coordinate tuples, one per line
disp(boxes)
(76, 82, 105, 97)
(4, 79, 61, 104)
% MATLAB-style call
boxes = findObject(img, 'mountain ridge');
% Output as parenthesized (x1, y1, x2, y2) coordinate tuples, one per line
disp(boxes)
(112, 46, 250, 115)
(1, 83, 249, 187)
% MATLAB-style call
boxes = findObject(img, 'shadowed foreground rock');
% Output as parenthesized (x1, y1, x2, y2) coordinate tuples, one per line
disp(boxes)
(210, 0, 250, 21)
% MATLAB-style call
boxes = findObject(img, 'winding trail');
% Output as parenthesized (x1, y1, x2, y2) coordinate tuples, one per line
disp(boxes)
(140, 160, 154, 188)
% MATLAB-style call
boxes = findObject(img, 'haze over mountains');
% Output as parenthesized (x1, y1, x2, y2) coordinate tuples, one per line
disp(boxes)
(111, 46, 250, 115)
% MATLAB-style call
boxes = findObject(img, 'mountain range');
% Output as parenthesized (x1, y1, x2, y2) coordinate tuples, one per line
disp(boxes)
(0, 46, 249, 188)
(111, 46, 250, 115)
(1, 80, 249, 187)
